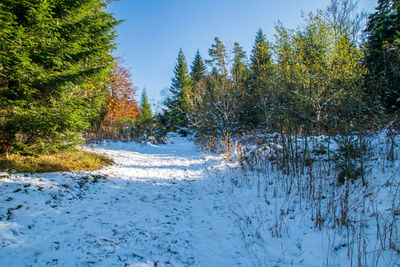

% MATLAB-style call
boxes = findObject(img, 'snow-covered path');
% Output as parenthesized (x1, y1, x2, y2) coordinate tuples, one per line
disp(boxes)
(0, 137, 251, 266)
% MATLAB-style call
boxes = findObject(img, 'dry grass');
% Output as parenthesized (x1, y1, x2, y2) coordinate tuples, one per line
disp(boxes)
(0, 150, 113, 173)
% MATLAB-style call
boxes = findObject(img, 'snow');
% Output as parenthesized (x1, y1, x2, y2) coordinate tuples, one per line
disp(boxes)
(1, 133, 399, 266)
(0, 136, 251, 266)
(0, 172, 10, 178)
(220, 131, 400, 266)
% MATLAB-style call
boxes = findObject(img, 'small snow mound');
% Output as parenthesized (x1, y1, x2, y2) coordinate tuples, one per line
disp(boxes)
(0, 172, 10, 178)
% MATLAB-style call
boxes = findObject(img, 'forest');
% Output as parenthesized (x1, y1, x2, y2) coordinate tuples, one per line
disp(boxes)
(1, 0, 399, 159)
(0, 0, 400, 266)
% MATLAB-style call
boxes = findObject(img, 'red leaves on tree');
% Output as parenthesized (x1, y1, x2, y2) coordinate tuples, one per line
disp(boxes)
(104, 60, 139, 127)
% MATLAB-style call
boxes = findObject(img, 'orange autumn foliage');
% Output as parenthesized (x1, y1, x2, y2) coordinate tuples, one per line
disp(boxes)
(104, 60, 139, 127)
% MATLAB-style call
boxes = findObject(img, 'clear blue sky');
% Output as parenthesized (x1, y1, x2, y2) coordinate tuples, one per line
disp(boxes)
(107, 0, 377, 109)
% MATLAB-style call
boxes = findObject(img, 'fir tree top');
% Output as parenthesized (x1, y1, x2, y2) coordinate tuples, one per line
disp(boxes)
(164, 48, 193, 131)
(140, 89, 152, 120)
(250, 29, 273, 78)
(191, 50, 207, 83)
(232, 42, 249, 85)
(169, 48, 192, 100)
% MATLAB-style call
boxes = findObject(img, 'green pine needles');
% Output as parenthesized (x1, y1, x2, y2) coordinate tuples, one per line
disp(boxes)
(163, 48, 193, 135)
(0, 0, 119, 155)
(191, 50, 207, 84)
(137, 89, 153, 128)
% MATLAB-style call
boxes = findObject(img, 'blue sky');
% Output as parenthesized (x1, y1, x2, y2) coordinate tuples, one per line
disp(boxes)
(107, 0, 377, 109)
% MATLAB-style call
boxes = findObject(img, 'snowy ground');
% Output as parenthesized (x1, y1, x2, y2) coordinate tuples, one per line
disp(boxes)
(1, 134, 399, 266)
(0, 137, 252, 266)
(220, 132, 400, 267)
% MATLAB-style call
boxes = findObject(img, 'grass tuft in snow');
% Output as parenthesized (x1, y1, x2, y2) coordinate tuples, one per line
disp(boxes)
(0, 150, 113, 173)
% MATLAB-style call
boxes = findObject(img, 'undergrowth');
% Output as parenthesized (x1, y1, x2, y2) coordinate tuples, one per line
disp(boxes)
(199, 123, 400, 266)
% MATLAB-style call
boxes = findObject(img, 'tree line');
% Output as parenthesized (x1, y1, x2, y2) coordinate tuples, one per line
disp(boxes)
(0, 0, 399, 160)
(160, 0, 399, 183)
(162, 0, 399, 140)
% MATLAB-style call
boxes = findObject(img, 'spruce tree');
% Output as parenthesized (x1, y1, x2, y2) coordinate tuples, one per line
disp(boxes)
(232, 42, 249, 86)
(0, 0, 118, 154)
(365, 0, 400, 111)
(231, 42, 250, 130)
(164, 48, 193, 133)
(250, 29, 274, 86)
(246, 29, 274, 127)
(191, 50, 207, 84)
(138, 89, 153, 127)
(132, 89, 154, 139)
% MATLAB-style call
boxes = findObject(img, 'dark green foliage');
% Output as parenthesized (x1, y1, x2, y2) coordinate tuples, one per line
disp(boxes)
(191, 50, 207, 84)
(232, 42, 249, 86)
(231, 42, 251, 130)
(365, 0, 400, 111)
(250, 29, 274, 80)
(164, 49, 193, 134)
(0, 0, 118, 154)
(245, 29, 274, 127)
(334, 135, 365, 184)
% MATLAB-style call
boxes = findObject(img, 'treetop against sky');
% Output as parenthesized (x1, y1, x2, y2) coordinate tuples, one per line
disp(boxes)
(108, 0, 376, 106)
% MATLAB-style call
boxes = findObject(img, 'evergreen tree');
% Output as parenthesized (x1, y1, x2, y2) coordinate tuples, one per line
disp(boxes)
(0, 0, 118, 154)
(191, 50, 207, 84)
(206, 37, 228, 76)
(246, 29, 274, 127)
(365, 0, 400, 111)
(164, 48, 193, 133)
(232, 42, 249, 86)
(250, 29, 274, 80)
(138, 89, 153, 126)
(231, 42, 251, 130)
(132, 89, 154, 140)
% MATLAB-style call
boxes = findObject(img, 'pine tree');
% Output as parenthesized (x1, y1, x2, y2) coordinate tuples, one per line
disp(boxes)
(232, 42, 249, 86)
(138, 89, 153, 126)
(231, 42, 251, 130)
(190, 50, 207, 84)
(246, 29, 274, 127)
(132, 89, 154, 140)
(0, 0, 119, 154)
(250, 29, 274, 87)
(206, 37, 228, 76)
(365, 0, 400, 111)
(164, 48, 193, 133)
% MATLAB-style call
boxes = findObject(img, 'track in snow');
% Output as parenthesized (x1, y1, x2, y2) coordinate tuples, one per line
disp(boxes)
(0, 137, 251, 266)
